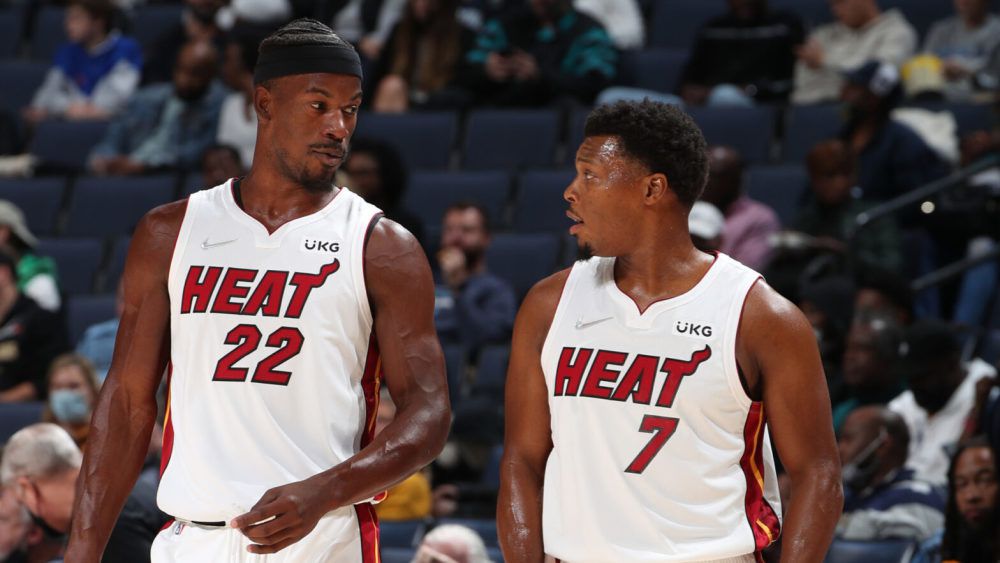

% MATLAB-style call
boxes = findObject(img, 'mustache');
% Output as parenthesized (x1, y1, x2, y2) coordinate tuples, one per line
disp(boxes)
(309, 144, 346, 157)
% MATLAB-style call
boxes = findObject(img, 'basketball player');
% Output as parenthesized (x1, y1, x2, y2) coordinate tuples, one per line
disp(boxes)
(65, 19, 450, 561)
(498, 100, 842, 562)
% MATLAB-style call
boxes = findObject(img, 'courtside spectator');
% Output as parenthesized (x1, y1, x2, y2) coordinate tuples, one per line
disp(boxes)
(413, 524, 492, 563)
(341, 137, 424, 243)
(687, 201, 724, 253)
(200, 144, 245, 189)
(854, 267, 914, 326)
(41, 355, 101, 449)
(143, 0, 226, 85)
(834, 311, 904, 431)
(0, 201, 61, 312)
(0, 424, 81, 537)
(216, 30, 261, 168)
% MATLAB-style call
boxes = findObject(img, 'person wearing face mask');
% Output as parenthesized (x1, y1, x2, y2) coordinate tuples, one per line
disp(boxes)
(40, 355, 100, 450)
(836, 405, 945, 542)
(889, 320, 997, 486)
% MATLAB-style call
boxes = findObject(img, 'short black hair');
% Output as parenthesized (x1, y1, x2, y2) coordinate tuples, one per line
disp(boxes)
(347, 137, 408, 209)
(259, 18, 353, 52)
(444, 201, 492, 234)
(584, 100, 709, 208)
(856, 267, 915, 319)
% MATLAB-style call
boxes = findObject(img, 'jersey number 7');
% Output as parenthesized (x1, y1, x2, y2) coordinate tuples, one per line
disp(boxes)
(625, 415, 679, 474)
(213, 324, 304, 385)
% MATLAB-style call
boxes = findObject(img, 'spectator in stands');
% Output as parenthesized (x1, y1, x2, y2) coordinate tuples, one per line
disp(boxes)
(463, 0, 617, 106)
(200, 144, 246, 189)
(798, 275, 855, 400)
(324, 0, 407, 60)
(922, 0, 1000, 101)
(0, 485, 36, 563)
(143, 0, 226, 85)
(792, 0, 917, 104)
(0, 201, 61, 313)
(855, 267, 914, 326)
(700, 145, 779, 271)
(341, 137, 423, 243)
(790, 139, 902, 272)
(573, 0, 644, 50)
(414, 523, 492, 563)
(374, 388, 432, 522)
(434, 202, 516, 353)
(371, 0, 477, 112)
(0, 424, 80, 539)
(833, 311, 904, 431)
(889, 320, 997, 485)
(40, 355, 100, 449)
(837, 406, 945, 541)
(22, 0, 142, 124)
(216, 30, 261, 169)
(89, 40, 225, 175)
(840, 61, 951, 204)
(687, 201, 724, 253)
(679, 0, 804, 105)
(0, 252, 69, 404)
(913, 437, 999, 563)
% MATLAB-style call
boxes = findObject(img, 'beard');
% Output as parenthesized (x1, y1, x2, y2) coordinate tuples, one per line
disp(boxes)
(576, 240, 594, 262)
(274, 147, 337, 194)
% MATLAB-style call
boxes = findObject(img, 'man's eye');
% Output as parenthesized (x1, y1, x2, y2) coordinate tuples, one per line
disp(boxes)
(311, 102, 325, 111)
(344, 105, 359, 115)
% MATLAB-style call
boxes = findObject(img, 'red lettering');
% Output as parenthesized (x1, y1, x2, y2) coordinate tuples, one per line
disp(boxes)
(242, 271, 288, 317)
(610, 354, 659, 404)
(554, 347, 593, 396)
(656, 345, 712, 408)
(581, 350, 628, 400)
(285, 260, 340, 318)
(181, 266, 222, 314)
(210, 268, 257, 314)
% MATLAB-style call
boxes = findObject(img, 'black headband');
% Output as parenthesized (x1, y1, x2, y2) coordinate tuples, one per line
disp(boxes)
(253, 44, 363, 84)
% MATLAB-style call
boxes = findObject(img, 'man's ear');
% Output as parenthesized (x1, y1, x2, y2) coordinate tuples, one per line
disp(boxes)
(645, 173, 670, 204)
(14, 476, 38, 514)
(254, 84, 273, 123)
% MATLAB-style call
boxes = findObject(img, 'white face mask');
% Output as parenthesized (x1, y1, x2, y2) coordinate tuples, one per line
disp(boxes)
(49, 389, 91, 424)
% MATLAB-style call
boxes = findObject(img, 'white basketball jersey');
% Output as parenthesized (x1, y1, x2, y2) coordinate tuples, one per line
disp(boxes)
(160, 180, 383, 526)
(541, 253, 782, 563)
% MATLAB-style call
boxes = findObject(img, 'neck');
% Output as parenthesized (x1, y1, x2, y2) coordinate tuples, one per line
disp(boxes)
(240, 165, 339, 234)
(854, 6, 881, 29)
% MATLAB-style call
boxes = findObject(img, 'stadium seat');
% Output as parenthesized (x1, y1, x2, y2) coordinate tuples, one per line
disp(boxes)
(648, 1, 726, 49)
(66, 293, 116, 346)
(782, 104, 841, 163)
(688, 106, 776, 163)
(824, 538, 916, 563)
(980, 329, 1000, 365)
(129, 4, 183, 52)
(769, 0, 830, 26)
(486, 233, 561, 299)
(463, 110, 559, 170)
(743, 165, 809, 227)
(435, 518, 498, 548)
(619, 48, 688, 94)
(563, 105, 591, 165)
(379, 547, 415, 563)
(0, 60, 49, 113)
(511, 170, 574, 234)
(443, 343, 465, 403)
(379, 520, 424, 548)
(102, 236, 130, 293)
(474, 344, 509, 396)
(65, 176, 175, 237)
(29, 119, 110, 172)
(480, 444, 503, 490)
(355, 112, 457, 170)
(403, 170, 510, 229)
(30, 6, 67, 62)
(0, 7, 23, 58)
(0, 402, 45, 443)
(36, 237, 103, 294)
(0, 177, 67, 236)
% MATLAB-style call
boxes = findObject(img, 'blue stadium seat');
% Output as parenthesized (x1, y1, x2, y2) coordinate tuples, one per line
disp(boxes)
(0, 402, 45, 443)
(981, 329, 1000, 365)
(30, 6, 67, 62)
(563, 105, 591, 165)
(486, 233, 561, 299)
(103, 236, 130, 293)
(65, 176, 175, 237)
(480, 444, 503, 490)
(436, 518, 498, 548)
(824, 538, 916, 563)
(29, 119, 110, 171)
(688, 106, 776, 163)
(0, 177, 67, 236)
(475, 344, 509, 396)
(356, 112, 457, 170)
(463, 110, 559, 170)
(648, 1, 726, 49)
(66, 293, 116, 346)
(511, 170, 574, 234)
(782, 104, 841, 163)
(36, 237, 103, 294)
(403, 171, 510, 230)
(443, 343, 465, 403)
(129, 5, 183, 52)
(379, 547, 415, 563)
(0, 60, 49, 113)
(743, 165, 809, 227)
(619, 48, 688, 94)
(379, 520, 424, 548)
(769, 0, 830, 26)
(0, 8, 23, 58)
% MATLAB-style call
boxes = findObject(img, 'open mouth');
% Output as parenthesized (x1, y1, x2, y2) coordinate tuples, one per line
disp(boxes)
(312, 150, 344, 165)
(566, 210, 583, 234)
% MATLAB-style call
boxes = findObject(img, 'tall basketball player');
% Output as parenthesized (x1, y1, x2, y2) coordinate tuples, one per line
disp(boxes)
(65, 19, 450, 562)
(498, 100, 842, 562)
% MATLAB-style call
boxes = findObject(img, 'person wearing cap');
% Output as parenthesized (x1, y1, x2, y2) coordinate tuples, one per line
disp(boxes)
(687, 200, 724, 253)
(840, 60, 950, 204)
(888, 319, 997, 485)
(0, 200, 61, 313)
(67, 18, 450, 562)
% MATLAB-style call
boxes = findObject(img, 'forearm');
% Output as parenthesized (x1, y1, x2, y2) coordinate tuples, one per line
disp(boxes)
(779, 466, 843, 562)
(0, 381, 37, 402)
(497, 458, 546, 563)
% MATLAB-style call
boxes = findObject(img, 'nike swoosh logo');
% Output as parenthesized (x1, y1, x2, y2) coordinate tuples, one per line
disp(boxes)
(575, 316, 613, 330)
(201, 237, 238, 249)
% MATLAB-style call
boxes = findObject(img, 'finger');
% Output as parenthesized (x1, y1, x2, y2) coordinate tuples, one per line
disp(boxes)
(243, 515, 296, 542)
(231, 499, 282, 529)
(245, 520, 298, 546)
(248, 536, 298, 555)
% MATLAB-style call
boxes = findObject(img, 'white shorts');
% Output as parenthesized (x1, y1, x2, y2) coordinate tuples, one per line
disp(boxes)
(151, 504, 379, 563)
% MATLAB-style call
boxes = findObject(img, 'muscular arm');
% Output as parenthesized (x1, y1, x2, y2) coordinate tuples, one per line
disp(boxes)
(738, 282, 843, 562)
(65, 202, 183, 561)
(235, 219, 451, 553)
(498, 270, 567, 563)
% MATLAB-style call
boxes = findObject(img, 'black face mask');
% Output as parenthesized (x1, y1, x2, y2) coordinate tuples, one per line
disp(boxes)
(842, 430, 888, 492)
(28, 508, 65, 542)
(1, 549, 28, 563)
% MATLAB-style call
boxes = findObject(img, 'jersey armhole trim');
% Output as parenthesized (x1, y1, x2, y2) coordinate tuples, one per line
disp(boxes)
(166, 197, 195, 295)
(354, 211, 384, 328)
(725, 275, 762, 410)
(540, 265, 581, 374)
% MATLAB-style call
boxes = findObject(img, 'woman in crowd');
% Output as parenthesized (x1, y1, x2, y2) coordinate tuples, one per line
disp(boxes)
(41, 354, 101, 449)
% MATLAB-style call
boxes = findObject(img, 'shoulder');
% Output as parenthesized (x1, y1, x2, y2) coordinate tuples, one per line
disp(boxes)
(739, 279, 815, 360)
(514, 268, 572, 342)
(880, 9, 917, 34)
(134, 200, 188, 253)
(364, 217, 427, 276)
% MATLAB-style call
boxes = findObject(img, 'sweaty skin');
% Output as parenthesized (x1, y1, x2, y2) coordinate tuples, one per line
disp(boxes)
(498, 135, 842, 562)
(65, 71, 450, 560)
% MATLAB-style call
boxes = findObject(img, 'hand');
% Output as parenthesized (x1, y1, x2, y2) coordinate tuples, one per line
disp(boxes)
(64, 102, 108, 120)
(436, 247, 469, 289)
(509, 50, 539, 81)
(21, 107, 47, 124)
(432, 483, 459, 518)
(359, 36, 383, 60)
(231, 479, 329, 555)
(101, 156, 146, 176)
(942, 59, 971, 81)
(795, 40, 824, 69)
(485, 52, 512, 82)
